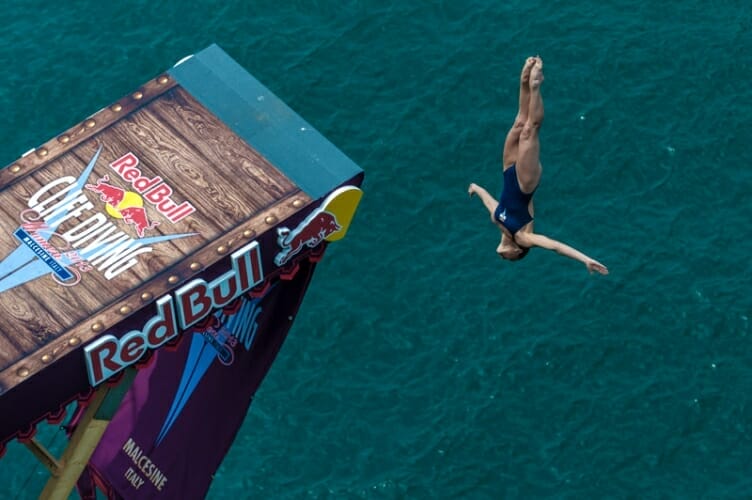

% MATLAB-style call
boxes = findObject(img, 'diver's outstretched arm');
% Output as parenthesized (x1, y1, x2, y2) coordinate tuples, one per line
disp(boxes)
(468, 183, 498, 223)
(515, 232, 609, 275)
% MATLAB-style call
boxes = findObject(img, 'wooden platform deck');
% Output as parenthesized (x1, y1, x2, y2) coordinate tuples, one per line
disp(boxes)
(0, 44, 362, 442)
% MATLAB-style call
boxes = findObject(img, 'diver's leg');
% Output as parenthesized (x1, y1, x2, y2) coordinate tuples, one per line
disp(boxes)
(502, 57, 536, 169)
(468, 183, 499, 223)
(516, 56, 544, 193)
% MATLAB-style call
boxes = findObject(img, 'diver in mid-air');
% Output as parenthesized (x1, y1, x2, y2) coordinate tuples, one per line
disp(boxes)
(468, 56, 608, 275)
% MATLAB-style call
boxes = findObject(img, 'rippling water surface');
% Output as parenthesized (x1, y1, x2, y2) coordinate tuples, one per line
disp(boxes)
(1, 1, 751, 498)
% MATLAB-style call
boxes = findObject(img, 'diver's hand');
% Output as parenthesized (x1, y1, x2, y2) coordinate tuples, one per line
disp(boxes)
(585, 258, 609, 275)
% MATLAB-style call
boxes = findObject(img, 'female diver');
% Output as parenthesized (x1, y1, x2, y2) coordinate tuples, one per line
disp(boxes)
(468, 56, 608, 275)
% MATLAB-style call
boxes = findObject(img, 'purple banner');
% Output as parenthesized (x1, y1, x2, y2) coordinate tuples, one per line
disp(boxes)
(78, 259, 317, 499)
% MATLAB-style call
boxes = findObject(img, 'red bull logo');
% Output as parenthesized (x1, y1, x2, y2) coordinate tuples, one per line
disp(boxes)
(0, 146, 200, 295)
(109, 152, 195, 223)
(119, 206, 160, 238)
(86, 175, 160, 238)
(84, 240, 264, 386)
(85, 175, 125, 206)
(274, 210, 341, 266)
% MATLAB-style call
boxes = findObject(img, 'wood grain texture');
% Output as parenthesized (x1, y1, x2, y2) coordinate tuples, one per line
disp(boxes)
(70, 140, 216, 259)
(150, 88, 294, 200)
(26, 151, 181, 296)
(0, 75, 178, 191)
(0, 79, 307, 396)
(0, 189, 312, 393)
(109, 109, 277, 224)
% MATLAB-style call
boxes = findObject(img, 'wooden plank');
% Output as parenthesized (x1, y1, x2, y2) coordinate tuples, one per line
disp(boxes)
(0, 310, 40, 370)
(0, 197, 70, 369)
(0, 66, 313, 397)
(0, 280, 64, 368)
(0, 203, 87, 325)
(0, 135, 195, 306)
(13, 155, 173, 306)
(28, 141, 202, 288)
(0, 139, 202, 372)
(70, 140, 222, 255)
(168, 45, 363, 200)
(0, 189, 311, 394)
(150, 88, 295, 200)
(0, 75, 178, 191)
(5, 169, 129, 311)
(106, 109, 273, 226)
(59, 145, 198, 284)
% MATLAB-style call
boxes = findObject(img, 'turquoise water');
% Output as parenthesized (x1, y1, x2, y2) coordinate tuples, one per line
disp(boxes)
(2, 1, 752, 498)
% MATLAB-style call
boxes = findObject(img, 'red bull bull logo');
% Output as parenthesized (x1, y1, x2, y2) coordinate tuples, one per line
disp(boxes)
(86, 175, 160, 238)
(85, 175, 125, 206)
(274, 210, 341, 266)
(272, 185, 363, 267)
(119, 206, 160, 238)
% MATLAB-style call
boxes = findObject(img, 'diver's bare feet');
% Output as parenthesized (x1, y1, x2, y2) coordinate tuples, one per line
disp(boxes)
(530, 56, 544, 90)
(520, 57, 536, 85)
(468, 183, 479, 197)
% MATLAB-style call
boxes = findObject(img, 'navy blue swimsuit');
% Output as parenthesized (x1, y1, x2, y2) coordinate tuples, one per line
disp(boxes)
(494, 165, 534, 234)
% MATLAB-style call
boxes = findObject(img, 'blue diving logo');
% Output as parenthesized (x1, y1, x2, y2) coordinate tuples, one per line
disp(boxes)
(154, 291, 268, 446)
(0, 146, 197, 294)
